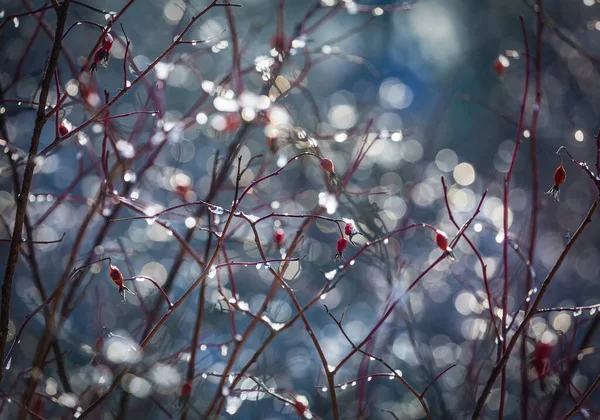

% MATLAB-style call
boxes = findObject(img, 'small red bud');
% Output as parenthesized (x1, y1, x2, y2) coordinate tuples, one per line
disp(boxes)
(534, 341, 553, 362)
(335, 237, 348, 261)
(59, 124, 69, 137)
(320, 158, 335, 173)
(294, 400, 306, 417)
(102, 33, 114, 52)
(90, 48, 110, 73)
(493, 55, 508, 77)
(180, 381, 193, 398)
(109, 264, 131, 302)
(109, 264, 124, 287)
(337, 237, 348, 253)
(274, 228, 285, 247)
(532, 341, 554, 391)
(344, 222, 354, 236)
(435, 230, 457, 261)
(435, 230, 449, 251)
(546, 164, 566, 201)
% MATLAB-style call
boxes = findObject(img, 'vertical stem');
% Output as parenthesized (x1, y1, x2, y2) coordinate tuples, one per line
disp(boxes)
(472, 195, 599, 419)
(0, 0, 71, 386)
(517, 4, 543, 418)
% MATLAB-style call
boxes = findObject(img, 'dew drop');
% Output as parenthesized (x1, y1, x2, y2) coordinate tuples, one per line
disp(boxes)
(209, 205, 224, 215)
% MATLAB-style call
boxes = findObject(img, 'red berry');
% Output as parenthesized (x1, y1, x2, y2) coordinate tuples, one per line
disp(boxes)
(336, 237, 348, 254)
(320, 158, 335, 173)
(59, 124, 69, 137)
(274, 228, 285, 247)
(90, 48, 110, 73)
(180, 381, 193, 398)
(546, 164, 567, 201)
(553, 164, 567, 187)
(493, 55, 508, 77)
(293, 400, 306, 416)
(532, 341, 554, 389)
(534, 341, 553, 361)
(344, 222, 353, 236)
(435, 230, 449, 251)
(109, 264, 124, 287)
(102, 33, 114, 52)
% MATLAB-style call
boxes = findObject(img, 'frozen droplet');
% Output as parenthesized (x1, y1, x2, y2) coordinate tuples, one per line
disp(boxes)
(222, 386, 230, 396)
(321, 387, 327, 392)
(590, 307, 597, 315)
(6, 358, 11, 370)
(208, 266, 217, 279)
(225, 396, 242, 415)
(367, 376, 372, 381)
(264, 262, 271, 269)
(340, 384, 347, 390)
(13, 17, 19, 28)
(324, 269, 337, 280)
(200, 344, 207, 351)
(351, 381, 356, 386)
(349, 260, 356, 266)
(221, 344, 228, 356)
(320, 293, 328, 300)
(202, 373, 208, 379)
(145, 217, 157, 225)
(209, 205, 224, 215)
(124, 170, 137, 183)
(383, 238, 389, 245)
(256, 263, 262, 270)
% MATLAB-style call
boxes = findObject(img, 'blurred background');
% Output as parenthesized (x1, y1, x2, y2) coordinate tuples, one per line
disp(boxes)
(1, 0, 600, 418)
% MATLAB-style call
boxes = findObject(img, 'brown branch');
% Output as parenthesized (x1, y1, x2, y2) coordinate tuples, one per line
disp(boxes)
(0, 0, 71, 386)
(472, 194, 600, 419)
